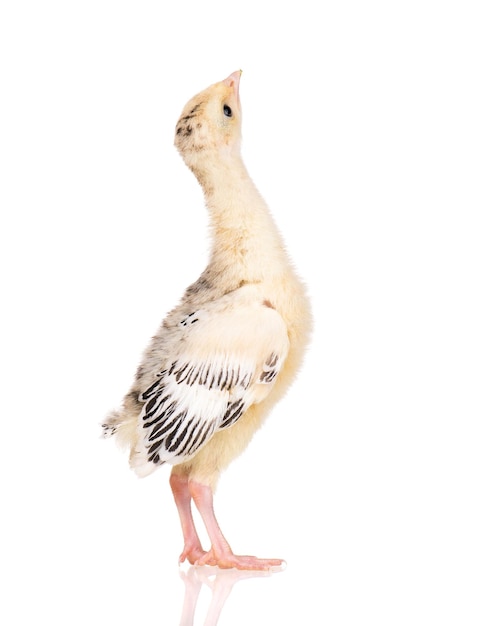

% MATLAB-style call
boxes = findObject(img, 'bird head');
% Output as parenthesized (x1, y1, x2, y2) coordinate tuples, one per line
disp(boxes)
(174, 71, 243, 174)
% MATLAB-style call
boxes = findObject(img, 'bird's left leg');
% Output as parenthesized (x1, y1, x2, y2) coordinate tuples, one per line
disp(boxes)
(189, 479, 285, 571)
(170, 471, 207, 565)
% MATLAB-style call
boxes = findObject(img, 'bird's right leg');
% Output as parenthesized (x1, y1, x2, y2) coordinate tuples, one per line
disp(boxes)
(170, 471, 207, 565)
(188, 479, 285, 570)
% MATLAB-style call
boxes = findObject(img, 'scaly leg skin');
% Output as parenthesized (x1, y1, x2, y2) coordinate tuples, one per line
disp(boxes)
(188, 479, 285, 571)
(169, 472, 207, 565)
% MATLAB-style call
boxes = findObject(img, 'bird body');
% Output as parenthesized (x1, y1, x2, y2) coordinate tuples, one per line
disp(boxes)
(103, 71, 311, 569)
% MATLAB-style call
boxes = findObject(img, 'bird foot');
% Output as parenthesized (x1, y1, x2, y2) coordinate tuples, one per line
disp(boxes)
(179, 542, 208, 566)
(194, 547, 286, 571)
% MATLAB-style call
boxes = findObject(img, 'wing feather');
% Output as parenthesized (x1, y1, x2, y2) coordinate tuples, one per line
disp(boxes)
(131, 299, 289, 476)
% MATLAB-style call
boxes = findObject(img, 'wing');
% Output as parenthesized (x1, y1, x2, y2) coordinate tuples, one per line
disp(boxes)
(130, 299, 289, 476)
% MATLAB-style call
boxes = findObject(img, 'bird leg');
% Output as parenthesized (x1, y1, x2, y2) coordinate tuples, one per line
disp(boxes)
(169, 472, 207, 565)
(188, 479, 285, 571)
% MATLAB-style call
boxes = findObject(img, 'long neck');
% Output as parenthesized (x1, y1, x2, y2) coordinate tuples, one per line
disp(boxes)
(195, 154, 288, 283)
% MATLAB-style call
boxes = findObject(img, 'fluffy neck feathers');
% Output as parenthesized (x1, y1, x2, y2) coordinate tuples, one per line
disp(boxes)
(191, 152, 288, 283)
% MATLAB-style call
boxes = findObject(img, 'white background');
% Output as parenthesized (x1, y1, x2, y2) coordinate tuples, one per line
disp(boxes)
(1, 1, 481, 624)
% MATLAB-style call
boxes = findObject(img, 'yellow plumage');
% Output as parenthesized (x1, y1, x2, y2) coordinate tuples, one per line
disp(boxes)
(103, 71, 312, 569)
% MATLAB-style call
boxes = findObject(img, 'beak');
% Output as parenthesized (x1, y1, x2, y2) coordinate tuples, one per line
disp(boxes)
(223, 70, 242, 102)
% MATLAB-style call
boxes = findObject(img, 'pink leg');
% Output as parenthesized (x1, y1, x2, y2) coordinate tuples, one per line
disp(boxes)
(169, 472, 207, 565)
(188, 479, 285, 571)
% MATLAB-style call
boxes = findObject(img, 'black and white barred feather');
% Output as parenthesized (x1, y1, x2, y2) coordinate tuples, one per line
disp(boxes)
(129, 294, 289, 477)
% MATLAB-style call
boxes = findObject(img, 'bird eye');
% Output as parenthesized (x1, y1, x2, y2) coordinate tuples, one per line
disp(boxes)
(223, 104, 232, 117)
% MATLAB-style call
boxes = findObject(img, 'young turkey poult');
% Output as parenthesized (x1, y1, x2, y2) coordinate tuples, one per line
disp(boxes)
(103, 70, 312, 570)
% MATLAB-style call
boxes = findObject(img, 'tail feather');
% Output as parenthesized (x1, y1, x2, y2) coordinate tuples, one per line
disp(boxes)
(101, 408, 138, 450)
(102, 394, 162, 478)
(101, 412, 120, 438)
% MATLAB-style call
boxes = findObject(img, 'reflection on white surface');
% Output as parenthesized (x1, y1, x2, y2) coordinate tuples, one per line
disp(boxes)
(178, 565, 274, 626)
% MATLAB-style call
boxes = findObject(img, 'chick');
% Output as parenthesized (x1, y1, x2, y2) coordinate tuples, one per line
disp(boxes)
(103, 71, 312, 570)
